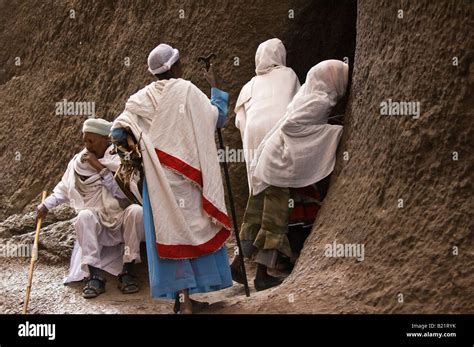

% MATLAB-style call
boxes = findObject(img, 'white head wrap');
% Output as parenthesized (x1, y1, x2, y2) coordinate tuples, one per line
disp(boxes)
(147, 43, 180, 75)
(255, 38, 286, 75)
(281, 59, 349, 129)
(82, 118, 112, 137)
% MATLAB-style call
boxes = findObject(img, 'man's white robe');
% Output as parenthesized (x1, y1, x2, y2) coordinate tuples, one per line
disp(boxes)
(43, 146, 144, 283)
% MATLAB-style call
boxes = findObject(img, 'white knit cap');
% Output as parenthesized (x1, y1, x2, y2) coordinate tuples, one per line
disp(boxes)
(82, 118, 112, 136)
(147, 43, 180, 75)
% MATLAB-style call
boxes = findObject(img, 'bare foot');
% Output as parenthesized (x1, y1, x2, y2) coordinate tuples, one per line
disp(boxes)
(179, 299, 193, 314)
(174, 299, 210, 313)
(175, 289, 193, 314)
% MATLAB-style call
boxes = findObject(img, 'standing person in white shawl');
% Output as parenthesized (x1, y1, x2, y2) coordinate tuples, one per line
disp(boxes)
(231, 38, 301, 290)
(36, 118, 145, 299)
(239, 60, 349, 291)
(111, 43, 232, 314)
(234, 38, 300, 189)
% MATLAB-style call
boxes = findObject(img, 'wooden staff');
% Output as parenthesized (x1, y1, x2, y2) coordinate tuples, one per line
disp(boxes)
(22, 190, 47, 314)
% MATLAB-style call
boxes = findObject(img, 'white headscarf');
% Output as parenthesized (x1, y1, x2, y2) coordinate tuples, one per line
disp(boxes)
(255, 38, 286, 75)
(147, 43, 180, 75)
(250, 60, 349, 195)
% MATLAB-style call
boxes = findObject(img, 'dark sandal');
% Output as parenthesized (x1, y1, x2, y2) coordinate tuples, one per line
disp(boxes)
(254, 275, 283, 292)
(83, 275, 106, 299)
(118, 272, 139, 294)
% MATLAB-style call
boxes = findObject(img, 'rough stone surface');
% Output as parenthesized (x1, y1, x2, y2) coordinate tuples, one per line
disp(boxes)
(224, 0, 474, 314)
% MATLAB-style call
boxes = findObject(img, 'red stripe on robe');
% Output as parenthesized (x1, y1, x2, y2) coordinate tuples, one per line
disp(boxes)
(154, 148, 231, 258)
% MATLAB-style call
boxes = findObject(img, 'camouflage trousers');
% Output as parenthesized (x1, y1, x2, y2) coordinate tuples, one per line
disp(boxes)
(239, 186, 292, 268)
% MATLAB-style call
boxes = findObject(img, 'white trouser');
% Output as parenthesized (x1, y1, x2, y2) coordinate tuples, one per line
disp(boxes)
(74, 204, 145, 269)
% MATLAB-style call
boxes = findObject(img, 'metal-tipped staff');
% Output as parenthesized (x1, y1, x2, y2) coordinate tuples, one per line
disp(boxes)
(198, 53, 250, 297)
(23, 190, 47, 314)
(197, 53, 216, 71)
(216, 130, 250, 297)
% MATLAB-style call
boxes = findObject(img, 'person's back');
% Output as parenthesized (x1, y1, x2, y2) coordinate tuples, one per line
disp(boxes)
(112, 43, 233, 314)
(235, 38, 300, 189)
(243, 67, 299, 148)
(251, 59, 349, 195)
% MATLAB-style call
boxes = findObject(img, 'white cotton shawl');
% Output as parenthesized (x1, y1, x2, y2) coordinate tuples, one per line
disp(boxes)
(250, 60, 349, 195)
(54, 146, 123, 229)
(235, 38, 300, 189)
(113, 78, 230, 259)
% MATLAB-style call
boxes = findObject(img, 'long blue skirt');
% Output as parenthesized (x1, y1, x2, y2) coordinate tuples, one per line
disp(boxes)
(142, 178, 233, 299)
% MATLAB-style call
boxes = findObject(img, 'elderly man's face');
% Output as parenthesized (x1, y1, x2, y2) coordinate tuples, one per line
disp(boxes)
(83, 132, 109, 157)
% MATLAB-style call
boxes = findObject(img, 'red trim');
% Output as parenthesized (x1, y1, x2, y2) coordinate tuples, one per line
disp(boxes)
(155, 147, 231, 230)
(156, 149, 203, 186)
(156, 227, 230, 259)
(203, 196, 231, 229)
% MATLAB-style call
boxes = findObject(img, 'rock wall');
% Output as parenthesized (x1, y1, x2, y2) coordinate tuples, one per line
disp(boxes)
(230, 0, 473, 313)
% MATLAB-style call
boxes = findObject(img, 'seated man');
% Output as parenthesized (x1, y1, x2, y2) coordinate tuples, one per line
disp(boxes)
(36, 118, 145, 298)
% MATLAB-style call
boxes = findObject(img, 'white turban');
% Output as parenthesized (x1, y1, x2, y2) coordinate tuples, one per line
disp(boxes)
(147, 43, 180, 75)
(82, 118, 112, 137)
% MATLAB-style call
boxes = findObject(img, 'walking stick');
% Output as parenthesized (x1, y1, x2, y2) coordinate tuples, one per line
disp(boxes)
(198, 53, 250, 296)
(217, 129, 250, 297)
(23, 190, 47, 314)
